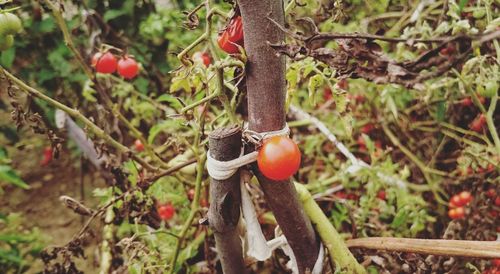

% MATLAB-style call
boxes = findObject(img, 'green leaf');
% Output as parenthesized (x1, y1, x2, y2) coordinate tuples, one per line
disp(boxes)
(307, 74, 323, 106)
(103, 9, 129, 21)
(458, 0, 468, 12)
(0, 165, 29, 189)
(156, 94, 183, 110)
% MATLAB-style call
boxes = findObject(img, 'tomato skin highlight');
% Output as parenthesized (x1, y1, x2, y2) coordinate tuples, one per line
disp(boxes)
(117, 56, 139, 79)
(217, 16, 244, 54)
(458, 191, 472, 204)
(257, 136, 301, 181)
(448, 206, 465, 219)
(94, 52, 117, 74)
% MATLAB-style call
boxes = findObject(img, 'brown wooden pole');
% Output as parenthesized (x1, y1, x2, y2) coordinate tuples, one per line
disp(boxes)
(238, 1, 320, 272)
(207, 125, 245, 274)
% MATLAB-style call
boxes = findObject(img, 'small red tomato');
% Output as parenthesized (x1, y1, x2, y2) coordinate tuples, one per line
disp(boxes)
(448, 206, 465, 219)
(117, 56, 139, 79)
(354, 94, 365, 104)
(486, 188, 497, 198)
(459, 191, 472, 205)
(335, 191, 347, 199)
(461, 97, 472, 107)
(134, 139, 144, 152)
(187, 188, 195, 201)
(486, 163, 495, 172)
(257, 136, 301, 181)
(346, 193, 358, 200)
(200, 198, 209, 208)
(336, 79, 348, 90)
(323, 87, 333, 101)
(470, 114, 486, 132)
(377, 190, 386, 200)
(493, 258, 500, 267)
(158, 204, 175, 220)
(217, 16, 244, 54)
(361, 123, 374, 134)
(495, 197, 500, 207)
(193, 51, 211, 67)
(93, 52, 117, 74)
(450, 195, 463, 207)
(40, 146, 53, 166)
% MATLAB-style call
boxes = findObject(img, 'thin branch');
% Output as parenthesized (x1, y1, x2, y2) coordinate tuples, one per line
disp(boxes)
(347, 237, 500, 258)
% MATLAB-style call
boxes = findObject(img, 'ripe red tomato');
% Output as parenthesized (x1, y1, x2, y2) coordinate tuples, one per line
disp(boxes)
(158, 204, 175, 220)
(377, 190, 386, 200)
(361, 123, 374, 134)
(486, 188, 497, 198)
(448, 206, 465, 219)
(257, 136, 301, 181)
(461, 97, 473, 107)
(40, 146, 52, 166)
(187, 188, 195, 201)
(470, 114, 486, 132)
(458, 191, 472, 204)
(493, 258, 500, 267)
(217, 16, 244, 54)
(450, 195, 463, 207)
(193, 51, 211, 67)
(93, 52, 117, 74)
(117, 56, 139, 79)
(495, 197, 500, 207)
(134, 139, 144, 152)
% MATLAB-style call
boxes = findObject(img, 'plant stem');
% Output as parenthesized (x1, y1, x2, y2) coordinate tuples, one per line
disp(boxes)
(294, 183, 366, 274)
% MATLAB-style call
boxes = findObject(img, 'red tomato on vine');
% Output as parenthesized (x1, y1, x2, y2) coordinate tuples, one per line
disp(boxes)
(158, 204, 175, 221)
(117, 56, 139, 79)
(257, 136, 301, 181)
(40, 146, 53, 166)
(193, 52, 211, 67)
(217, 16, 244, 54)
(92, 52, 117, 74)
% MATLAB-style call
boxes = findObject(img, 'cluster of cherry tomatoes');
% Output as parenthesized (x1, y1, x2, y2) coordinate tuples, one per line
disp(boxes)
(0, 12, 22, 51)
(447, 191, 473, 219)
(257, 136, 301, 181)
(217, 16, 244, 54)
(91, 51, 140, 79)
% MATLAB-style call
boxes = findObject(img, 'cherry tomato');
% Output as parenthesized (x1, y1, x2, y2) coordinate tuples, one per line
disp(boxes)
(448, 206, 465, 219)
(187, 188, 195, 201)
(459, 191, 472, 204)
(193, 51, 211, 67)
(40, 146, 53, 166)
(461, 97, 473, 107)
(158, 204, 175, 220)
(93, 52, 117, 74)
(495, 197, 500, 207)
(336, 79, 348, 90)
(217, 16, 244, 54)
(486, 188, 497, 198)
(450, 195, 463, 207)
(257, 136, 301, 181)
(134, 139, 144, 152)
(117, 56, 139, 79)
(361, 123, 374, 134)
(470, 114, 486, 132)
(377, 190, 386, 200)
(493, 258, 500, 267)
